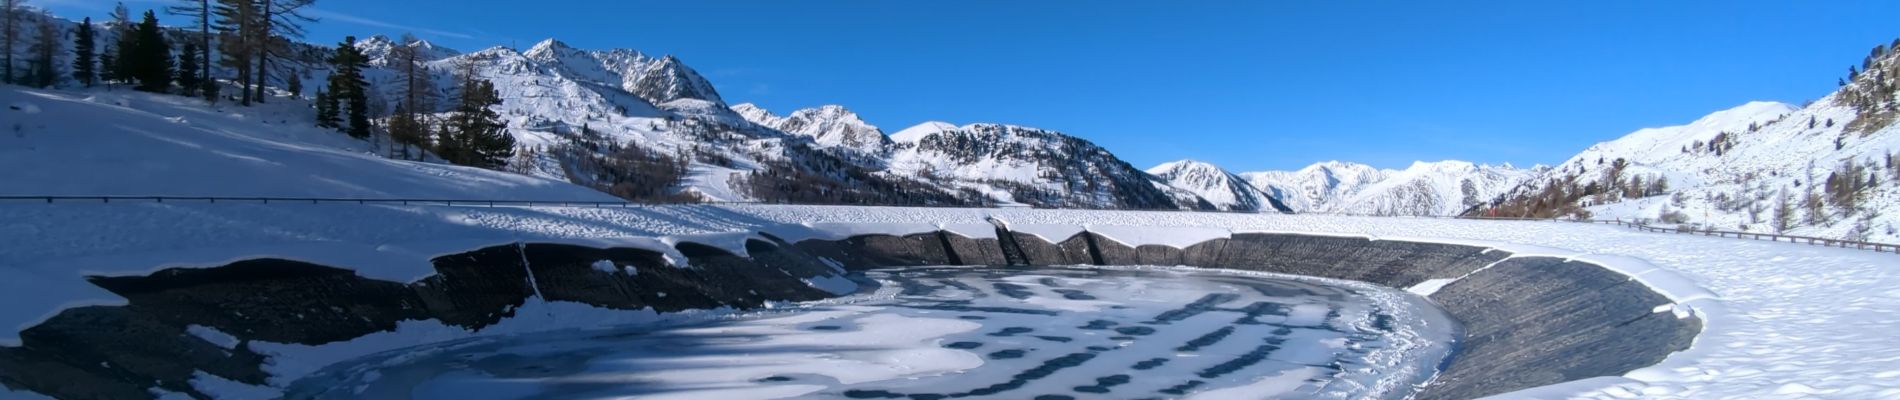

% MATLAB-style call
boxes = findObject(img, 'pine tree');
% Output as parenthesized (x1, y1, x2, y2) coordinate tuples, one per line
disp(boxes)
(214, 0, 257, 104)
(1772, 190, 1795, 233)
(387, 102, 425, 159)
(98, 45, 117, 85)
(2, 0, 21, 85)
(26, 10, 56, 88)
(128, 10, 174, 93)
(167, 0, 212, 99)
(201, 76, 219, 101)
(223, 0, 315, 104)
(433, 117, 462, 163)
(390, 33, 438, 160)
(109, 2, 134, 86)
(313, 88, 338, 128)
(440, 63, 513, 168)
(1803, 186, 1828, 226)
(176, 42, 201, 96)
(72, 17, 96, 87)
(284, 71, 301, 98)
(325, 36, 371, 138)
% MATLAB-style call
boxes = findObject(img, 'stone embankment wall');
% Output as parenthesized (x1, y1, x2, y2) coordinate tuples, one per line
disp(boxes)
(0, 228, 1698, 400)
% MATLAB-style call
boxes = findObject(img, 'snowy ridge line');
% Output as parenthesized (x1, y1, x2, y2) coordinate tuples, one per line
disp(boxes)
(7, 195, 1894, 253)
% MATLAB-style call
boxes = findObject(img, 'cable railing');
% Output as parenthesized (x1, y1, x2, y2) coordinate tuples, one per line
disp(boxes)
(1, 195, 1892, 254)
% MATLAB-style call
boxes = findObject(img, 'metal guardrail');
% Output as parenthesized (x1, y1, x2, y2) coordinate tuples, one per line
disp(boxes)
(1, 195, 1893, 254)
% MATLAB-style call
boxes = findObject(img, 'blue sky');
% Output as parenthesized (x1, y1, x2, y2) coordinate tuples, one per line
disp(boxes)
(41, 0, 1900, 171)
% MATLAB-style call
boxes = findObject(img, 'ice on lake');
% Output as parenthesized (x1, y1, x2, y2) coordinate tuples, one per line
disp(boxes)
(283, 266, 1457, 399)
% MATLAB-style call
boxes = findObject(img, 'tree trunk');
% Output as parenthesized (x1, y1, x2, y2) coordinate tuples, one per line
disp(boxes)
(199, 0, 212, 94)
(252, 0, 271, 103)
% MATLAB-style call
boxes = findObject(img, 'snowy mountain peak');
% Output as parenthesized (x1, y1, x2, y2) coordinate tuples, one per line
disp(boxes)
(629, 54, 725, 106)
(354, 34, 462, 67)
(733, 103, 891, 155)
(525, 38, 576, 56)
(1148, 160, 1289, 212)
(892, 121, 960, 143)
(730, 103, 779, 125)
(1146, 159, 1226, 177)
(1404, 160, 1479, 173)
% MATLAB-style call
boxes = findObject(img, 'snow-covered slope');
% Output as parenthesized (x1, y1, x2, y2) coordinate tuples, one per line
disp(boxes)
(891, 121, 958, 144)
(1476, 43, 1900, 243)
(1148, 160, 1291, 212)
(1241, 161, 1536, 216)
(1482, 94, 1900, 242)
(0, 86, 614, 200)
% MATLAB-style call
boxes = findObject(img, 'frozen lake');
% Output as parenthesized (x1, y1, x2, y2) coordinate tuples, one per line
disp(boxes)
(282, 266, 1458, 399)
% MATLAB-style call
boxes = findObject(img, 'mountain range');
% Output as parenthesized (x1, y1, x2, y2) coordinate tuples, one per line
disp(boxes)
(8, 11, 1900, 242)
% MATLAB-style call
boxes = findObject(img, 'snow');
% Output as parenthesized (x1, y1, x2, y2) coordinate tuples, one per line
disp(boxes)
(0, 87, 616, 200)
(7, 101, 39, 114)
(1185, 366, 1326, 399)
(1085, 224, 1233, 249)
(680, 165, 751, 202)
(187, 325, 241, 349)
(251, 298, 685, 387)
(190, 371, 280, 400)
(890, 121, 958, 143)
(1406, 278, 1459, 296)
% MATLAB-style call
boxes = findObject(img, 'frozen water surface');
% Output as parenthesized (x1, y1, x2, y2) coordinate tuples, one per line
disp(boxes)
(281, 266, 1456, 400)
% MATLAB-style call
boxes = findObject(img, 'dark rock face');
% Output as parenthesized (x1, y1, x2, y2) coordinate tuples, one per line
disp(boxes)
(794, 233, 954, 270)
(2, 227, 1696, 400)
